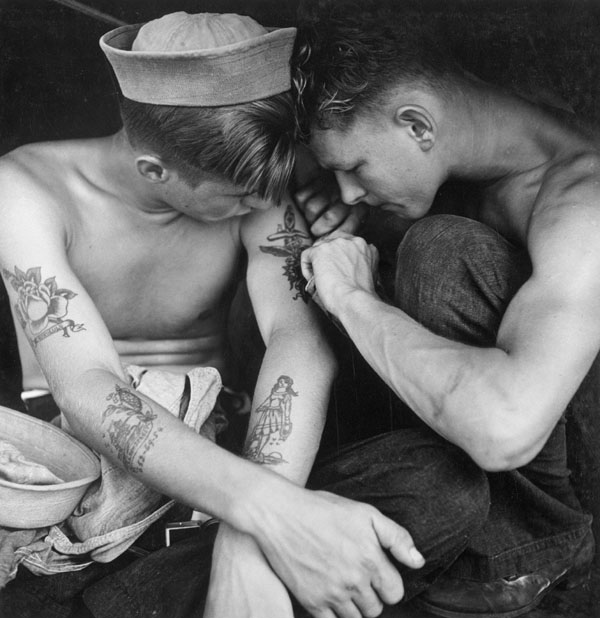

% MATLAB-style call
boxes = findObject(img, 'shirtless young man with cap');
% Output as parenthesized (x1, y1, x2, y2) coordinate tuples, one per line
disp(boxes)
(0, 10, 493, 618)
(293, 3, 597, 617)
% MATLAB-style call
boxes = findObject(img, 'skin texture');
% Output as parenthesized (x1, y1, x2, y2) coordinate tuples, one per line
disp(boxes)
(300, 78, 600, 472)
(0, 129, 424, 618)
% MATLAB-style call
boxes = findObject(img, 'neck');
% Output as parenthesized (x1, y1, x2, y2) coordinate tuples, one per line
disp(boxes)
(441, 78, 573, 183)
(90, 130, 173, 215)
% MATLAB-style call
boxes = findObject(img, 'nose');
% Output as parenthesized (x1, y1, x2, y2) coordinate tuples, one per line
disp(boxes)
(334, 170, 367, 205)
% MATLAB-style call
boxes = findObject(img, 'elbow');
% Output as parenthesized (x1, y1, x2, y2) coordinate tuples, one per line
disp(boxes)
(466, 414, 546, 472)
(444, 366, 548, 471)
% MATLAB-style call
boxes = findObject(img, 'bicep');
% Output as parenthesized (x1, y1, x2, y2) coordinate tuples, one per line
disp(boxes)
(241, 201, 316, 341)
(0, 215, 123, 396)
(496, 220, 600, 440)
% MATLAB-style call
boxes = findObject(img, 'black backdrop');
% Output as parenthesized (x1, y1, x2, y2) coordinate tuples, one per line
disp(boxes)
(2, 0, 600, 157)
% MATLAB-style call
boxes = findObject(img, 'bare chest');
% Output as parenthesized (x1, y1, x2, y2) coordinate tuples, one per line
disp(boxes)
(67, 216, 242, 339)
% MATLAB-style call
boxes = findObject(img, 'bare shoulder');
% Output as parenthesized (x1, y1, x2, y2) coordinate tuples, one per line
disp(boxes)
(539, 149, 600, 208)
(0, 141, 85, 234)
(0, 142, 65, 204)
(529, 149, 600, 277)
(240, 196, 310, 245)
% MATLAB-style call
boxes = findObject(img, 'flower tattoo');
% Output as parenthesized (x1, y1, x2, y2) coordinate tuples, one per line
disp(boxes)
(2, 266, 85, 346)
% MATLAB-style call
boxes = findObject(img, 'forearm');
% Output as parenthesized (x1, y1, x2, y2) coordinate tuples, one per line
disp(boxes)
(243, 327, 336, 485)
(336, 290, 527, 468)
(53, 367, 295, 532)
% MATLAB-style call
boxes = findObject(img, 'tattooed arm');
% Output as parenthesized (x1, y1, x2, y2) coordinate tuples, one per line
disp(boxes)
(0, 177, 299, 523)
(207, 201, 424, 618)
(206, 199, 337, 615)
(240, 199, 336, 480)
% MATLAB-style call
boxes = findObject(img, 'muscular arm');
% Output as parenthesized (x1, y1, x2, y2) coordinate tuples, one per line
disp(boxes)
(302, 164, 600, 472)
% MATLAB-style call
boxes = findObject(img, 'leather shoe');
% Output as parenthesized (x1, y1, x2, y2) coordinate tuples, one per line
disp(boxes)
(414, 532, 594, 617)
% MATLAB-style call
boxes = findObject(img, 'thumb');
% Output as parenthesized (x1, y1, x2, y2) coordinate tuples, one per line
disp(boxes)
(300, 247, 315, 282)
(372, 514, 425, 569)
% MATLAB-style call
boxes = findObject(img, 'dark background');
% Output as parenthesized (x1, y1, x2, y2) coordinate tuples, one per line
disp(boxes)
(1, 2, 600, 615)
(2, 0, 600, 158)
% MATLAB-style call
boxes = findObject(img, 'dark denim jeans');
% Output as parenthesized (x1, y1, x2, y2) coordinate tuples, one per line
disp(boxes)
(393, 214, 593, 581)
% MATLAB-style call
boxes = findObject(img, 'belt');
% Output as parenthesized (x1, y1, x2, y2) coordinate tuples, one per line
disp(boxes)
(128, 517, 220, 558)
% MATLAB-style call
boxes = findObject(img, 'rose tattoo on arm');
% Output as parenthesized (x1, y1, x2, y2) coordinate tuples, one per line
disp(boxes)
(2, 266, 85, 346)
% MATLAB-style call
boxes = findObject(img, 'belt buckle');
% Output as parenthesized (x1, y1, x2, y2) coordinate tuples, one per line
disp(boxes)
(164, 518, 219, 547)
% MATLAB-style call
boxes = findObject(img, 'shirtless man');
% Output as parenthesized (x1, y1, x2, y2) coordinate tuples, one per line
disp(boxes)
(0, 11, 442, 618)
(293, 4, 597, 617)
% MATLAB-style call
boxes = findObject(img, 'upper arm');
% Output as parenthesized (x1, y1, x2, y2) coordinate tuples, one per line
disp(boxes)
(0, 166, 123, 403)
(494, 167, 600, 455)
(239, 199, 317, 343)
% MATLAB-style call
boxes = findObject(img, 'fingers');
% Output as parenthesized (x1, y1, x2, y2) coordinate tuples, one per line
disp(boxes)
(338, 602, 363, 618)
(334, 203, 370, 236)
(372, 513, 425, 571)
(295, 177, 339, 225)
(300, 246, 315, 282)
(369, 555, 405, 606)
(312, 609, 336, 618)
(312, 602, 362, 618)
(309, 202, 353, 237)
(353, 587, 384, 617)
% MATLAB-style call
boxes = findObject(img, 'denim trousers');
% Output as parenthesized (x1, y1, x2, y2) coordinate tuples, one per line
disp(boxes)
(392, 214, 593, 581)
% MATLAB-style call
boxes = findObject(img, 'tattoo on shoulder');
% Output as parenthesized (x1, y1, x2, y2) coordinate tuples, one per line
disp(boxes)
(102, 384, 163, 474)
(2, 266, 85, 347)
(259, 205, 311, 302)
(243, 375, 297, 465)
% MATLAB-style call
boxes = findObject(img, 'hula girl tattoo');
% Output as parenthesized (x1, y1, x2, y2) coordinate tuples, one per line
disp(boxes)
(2, 266, 85, 346)
(244, 375, 297, 465)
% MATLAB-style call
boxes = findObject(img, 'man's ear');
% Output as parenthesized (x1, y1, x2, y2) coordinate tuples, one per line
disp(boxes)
(135, 155, 171, 183)
(393, 105, 436, 152)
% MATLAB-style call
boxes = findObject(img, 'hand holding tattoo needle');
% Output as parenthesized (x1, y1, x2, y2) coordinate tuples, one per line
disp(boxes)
(302, 231, 380, 334)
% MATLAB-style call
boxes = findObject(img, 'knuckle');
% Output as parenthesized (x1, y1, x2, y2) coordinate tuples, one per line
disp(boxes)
(321, 208, 343, 223)
(305, 199, 325, 217)
(363, 603, 384, 618)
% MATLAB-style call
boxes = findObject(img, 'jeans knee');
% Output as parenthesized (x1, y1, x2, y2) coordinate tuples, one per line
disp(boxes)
(394, 215, 531, 345)
(434, 444, 490, 533)
(396, 215, 498, 285)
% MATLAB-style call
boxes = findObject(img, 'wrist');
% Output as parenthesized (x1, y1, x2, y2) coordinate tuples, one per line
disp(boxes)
(335, 288, 380, 332)
(230, 466, 297, 541)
